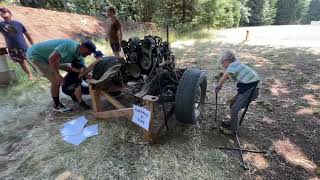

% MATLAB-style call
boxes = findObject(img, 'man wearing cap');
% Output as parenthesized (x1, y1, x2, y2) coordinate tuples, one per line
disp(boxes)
(27, 39, 96, 112)
(0, 7, 34, 80)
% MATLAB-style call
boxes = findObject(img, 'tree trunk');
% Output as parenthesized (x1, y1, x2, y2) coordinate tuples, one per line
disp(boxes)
(182, 0, 186, 23)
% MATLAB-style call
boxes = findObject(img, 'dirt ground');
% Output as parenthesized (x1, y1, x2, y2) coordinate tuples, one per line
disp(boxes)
(0, 5, 160, 47)
(1, 12, 320, 178)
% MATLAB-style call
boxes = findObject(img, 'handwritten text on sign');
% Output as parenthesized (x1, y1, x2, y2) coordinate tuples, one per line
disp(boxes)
(132, 105, 151, 131)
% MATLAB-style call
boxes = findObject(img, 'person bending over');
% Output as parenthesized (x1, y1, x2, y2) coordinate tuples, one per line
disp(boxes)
(27, 39, 96, 112)
(215, 50, 260, 135)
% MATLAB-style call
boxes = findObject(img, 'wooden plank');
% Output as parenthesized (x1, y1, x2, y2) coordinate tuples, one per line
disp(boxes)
(95, 108, 134, 119)
(101, 91, 126, 110)
(142, 95, 159, 143)
(89, 85, 102, 112)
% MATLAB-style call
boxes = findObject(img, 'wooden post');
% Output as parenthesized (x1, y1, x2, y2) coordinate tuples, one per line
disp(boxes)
(142, 95, 159, 143)
(245, 30, 250, 41)
(100, 91, 126, 109)
(89, 85, 102, 112)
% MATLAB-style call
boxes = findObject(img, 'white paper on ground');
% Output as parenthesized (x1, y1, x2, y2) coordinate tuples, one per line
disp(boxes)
(83, 124, 98, 138)
(60, 116, 88, 136)
(132, 105, 151, 131)
(63, 133, 87, 146)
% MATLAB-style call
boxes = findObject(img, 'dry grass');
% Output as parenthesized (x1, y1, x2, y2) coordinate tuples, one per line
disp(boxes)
(0, 56, 230, 179)
(2, 26, 320, 179)
(274, 139, 317, 172)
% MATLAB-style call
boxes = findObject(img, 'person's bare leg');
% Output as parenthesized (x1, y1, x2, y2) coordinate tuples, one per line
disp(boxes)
(51, 80, 60, 98)
(74, 86, 83, 103)
(19, 60, 33, 80)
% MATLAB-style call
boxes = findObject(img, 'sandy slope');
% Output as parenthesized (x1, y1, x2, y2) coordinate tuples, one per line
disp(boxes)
(215, 25, 320, 48)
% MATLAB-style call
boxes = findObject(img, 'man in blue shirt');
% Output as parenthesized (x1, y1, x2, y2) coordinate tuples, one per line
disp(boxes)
(27, 39, 96, 112)
(0, 7, 34, 80)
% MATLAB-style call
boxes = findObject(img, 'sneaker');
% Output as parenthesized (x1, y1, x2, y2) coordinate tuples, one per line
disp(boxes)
(221, 120, 231, 128)
(79, 101, 91, 110)
(219, 127, 234, 136)
(53, 104, 72, 112)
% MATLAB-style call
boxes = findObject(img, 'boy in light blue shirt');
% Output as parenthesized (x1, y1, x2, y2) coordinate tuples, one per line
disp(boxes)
(215, 50, 260, 135)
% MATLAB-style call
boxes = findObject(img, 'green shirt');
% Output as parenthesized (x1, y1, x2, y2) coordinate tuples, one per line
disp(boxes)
(226, 59, 260, 84)
(27, 39, 84, 66)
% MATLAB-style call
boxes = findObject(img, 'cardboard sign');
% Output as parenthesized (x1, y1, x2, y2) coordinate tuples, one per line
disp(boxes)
(132, 105, 151, 131)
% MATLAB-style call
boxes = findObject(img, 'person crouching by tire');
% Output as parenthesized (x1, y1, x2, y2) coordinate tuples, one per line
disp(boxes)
(26, 39, 97, 112)
(62, 51, 104, 110)
(215, 50, 260, 135)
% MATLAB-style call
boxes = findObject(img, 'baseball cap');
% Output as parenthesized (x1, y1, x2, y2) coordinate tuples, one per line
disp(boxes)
(94, 50, 104, 58)
(81, 40, 96, 53)
(0, 7, 11, 14)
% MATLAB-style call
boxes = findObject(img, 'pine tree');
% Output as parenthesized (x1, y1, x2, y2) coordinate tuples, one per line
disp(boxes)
(303, 0, 320, 24)
(275, 0, 309, 25)
(247, 0, 277, 26)
(239, 0, 251, 25)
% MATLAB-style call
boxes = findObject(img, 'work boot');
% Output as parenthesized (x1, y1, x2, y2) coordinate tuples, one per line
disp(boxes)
(79, 101, 91, 110)
(219, 127, 234, 136)
(53, 103, 72, 113)
(221, 120, 231, 128)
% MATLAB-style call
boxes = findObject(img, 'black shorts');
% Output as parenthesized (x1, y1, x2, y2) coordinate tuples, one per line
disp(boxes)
(62, 84, 89, 96)
(110, 42, 121, 53)
(8, 48, 27, 63)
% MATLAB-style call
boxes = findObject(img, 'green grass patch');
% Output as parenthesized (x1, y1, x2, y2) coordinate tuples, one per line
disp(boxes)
(0, 61, 49, 102)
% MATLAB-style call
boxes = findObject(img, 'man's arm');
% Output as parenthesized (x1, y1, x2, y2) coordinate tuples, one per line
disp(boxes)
(105, 19, 109, 41)
(79, 59, 101, 78)
(117, 26, 123, 44)
(215, 72, 230, 93)
(24, 31, 34, 45)
(116, 19, 123, 44)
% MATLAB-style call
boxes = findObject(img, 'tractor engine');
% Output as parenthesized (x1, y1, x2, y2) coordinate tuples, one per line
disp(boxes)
(121, 35, 174, 79)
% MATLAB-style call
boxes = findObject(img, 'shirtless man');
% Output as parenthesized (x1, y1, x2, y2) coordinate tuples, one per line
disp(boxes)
(105, 6, 123, 57)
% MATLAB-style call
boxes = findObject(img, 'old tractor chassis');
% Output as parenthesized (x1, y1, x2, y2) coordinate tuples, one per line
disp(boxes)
(89, 35, 207, 143)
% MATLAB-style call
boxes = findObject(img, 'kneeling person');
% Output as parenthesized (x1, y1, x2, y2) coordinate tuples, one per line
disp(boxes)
(62, 61, 90, 109)
(62, 51, 103, 109)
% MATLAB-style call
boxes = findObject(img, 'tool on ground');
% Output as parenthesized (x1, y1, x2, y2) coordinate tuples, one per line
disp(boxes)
(214, 92, 218, 121)
(216, 146, 267, 154)
(235, 133, 249, 170)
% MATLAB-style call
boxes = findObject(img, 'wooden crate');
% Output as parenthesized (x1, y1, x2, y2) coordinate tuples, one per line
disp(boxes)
(89, 85, 167, 144)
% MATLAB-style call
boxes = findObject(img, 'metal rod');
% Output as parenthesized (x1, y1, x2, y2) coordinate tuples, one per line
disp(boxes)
(214, 93, 218, 121)
(205, 103, 226, 105)
(166, 25, 169, 43)
(217, 147, 267, 154)
(235, 133, 249, 170)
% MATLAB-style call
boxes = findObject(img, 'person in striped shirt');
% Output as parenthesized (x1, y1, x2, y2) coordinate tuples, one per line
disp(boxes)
(215, 50, 260, 135)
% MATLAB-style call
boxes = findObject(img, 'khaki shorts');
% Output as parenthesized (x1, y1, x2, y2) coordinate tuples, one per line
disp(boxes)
(32, 61, 71, 82)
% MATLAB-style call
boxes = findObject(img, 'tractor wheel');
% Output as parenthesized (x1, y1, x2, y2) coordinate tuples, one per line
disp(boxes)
(175, 68, 207, 124)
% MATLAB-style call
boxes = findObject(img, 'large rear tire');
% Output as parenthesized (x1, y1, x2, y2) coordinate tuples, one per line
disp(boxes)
(175, 68, 207, 124)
